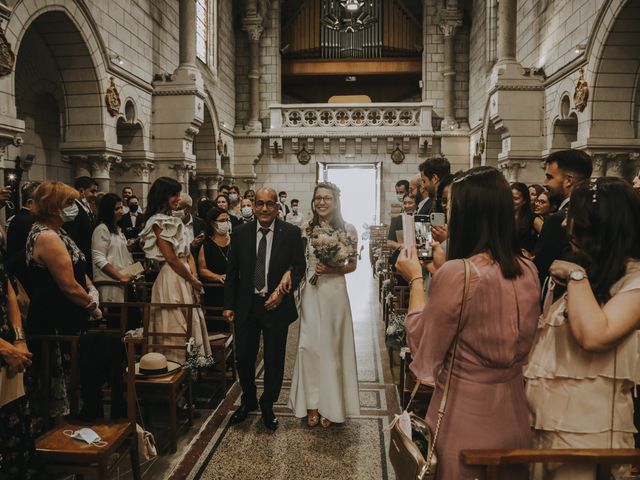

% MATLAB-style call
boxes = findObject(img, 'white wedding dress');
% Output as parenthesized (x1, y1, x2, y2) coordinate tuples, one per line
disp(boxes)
(288, 223, 360, 423)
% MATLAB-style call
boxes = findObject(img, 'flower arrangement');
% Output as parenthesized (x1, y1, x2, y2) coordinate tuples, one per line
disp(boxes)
(309, 224, 358, 286)
(185, 337, 215, 370)
(385, 311, 406, 349)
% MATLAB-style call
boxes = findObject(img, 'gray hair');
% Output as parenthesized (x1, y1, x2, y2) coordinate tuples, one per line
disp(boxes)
(179, 192, 193, 207)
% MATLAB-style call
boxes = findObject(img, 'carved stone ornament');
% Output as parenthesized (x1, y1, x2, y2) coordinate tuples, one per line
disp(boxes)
(390, 144, 405, 164)
(217, 132, 224, 155)
(105, 77, 121, 117)
(476, 131, 486, 155)
(573, 67, 589, 113)
(0, 28, 15, 77)
(297, 145, 311, 165)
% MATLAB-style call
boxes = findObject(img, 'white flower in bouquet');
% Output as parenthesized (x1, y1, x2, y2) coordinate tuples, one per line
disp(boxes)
(309, 224, 357, 286)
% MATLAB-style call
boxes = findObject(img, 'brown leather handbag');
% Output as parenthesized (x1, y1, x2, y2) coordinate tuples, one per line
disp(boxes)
(388, 259, 470, 480)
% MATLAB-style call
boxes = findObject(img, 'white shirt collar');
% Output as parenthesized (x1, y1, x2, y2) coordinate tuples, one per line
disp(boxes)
(257, 219, 276, 233)
(559, 197, 570, 211)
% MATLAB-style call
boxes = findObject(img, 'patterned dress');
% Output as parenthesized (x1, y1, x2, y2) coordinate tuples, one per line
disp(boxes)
(0, 232, 40, 479)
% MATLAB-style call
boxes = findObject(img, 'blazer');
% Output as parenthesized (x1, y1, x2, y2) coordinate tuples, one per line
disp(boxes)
(119, 213, 144, 240)
(6, 208, 35, 294)
(387, 215, 403, 243)
(533, 204, 570, 287)
(224, 218, 306, 328)
(63, 200, 96, 278)
(417, 197, 434, 216)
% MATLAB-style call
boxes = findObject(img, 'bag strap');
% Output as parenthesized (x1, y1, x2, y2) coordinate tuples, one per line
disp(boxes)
(423, 259, 470, 476)
(610, 347, 617, 448)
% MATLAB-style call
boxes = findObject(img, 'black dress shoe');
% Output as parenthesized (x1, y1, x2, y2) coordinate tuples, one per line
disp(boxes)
(230, 404, 257, 425)
(262, 410, 278, 431)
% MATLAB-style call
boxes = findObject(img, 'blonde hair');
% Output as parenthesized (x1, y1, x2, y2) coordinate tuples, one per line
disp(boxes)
(32, 181, 79, 222)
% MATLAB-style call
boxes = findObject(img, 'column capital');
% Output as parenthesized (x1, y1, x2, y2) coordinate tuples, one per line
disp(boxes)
(242, 15, 264, 42)
(438, 7, 463, 37)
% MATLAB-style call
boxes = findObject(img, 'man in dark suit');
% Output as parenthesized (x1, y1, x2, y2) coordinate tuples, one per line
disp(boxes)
(64, 176, 98, 278)
(417, 156, 451, 215)
(119, 195, 144, 240)
(224, 187, 306, 431)
(6, 181, 40, 294)
(533, 149, 593, 287)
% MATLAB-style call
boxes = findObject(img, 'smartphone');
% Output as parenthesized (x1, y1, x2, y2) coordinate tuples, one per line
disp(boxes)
(414, 215, 433, 261)
(430, 212, 446, 227)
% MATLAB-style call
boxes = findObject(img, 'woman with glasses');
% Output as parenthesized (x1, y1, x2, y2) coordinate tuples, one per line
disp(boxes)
(396, 167, 541, 479)
(533, 190, 558, 235)
(288, 182, 360, 429)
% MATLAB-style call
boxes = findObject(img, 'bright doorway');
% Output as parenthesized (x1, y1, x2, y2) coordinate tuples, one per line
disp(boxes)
(317, 163, 381, 238)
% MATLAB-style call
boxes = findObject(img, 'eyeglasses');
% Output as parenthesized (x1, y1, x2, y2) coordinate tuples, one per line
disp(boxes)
(255, 200, 278, 209)
(314, 196, 334, 203)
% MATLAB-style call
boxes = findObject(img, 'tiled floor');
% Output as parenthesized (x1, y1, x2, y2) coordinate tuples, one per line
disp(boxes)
(119, 248, 399, 480)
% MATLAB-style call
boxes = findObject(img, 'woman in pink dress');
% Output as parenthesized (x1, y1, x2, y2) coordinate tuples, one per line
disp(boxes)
(396, 166, 541, 480)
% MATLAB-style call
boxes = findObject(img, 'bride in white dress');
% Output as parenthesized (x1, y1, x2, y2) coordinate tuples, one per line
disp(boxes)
(288, 182, 360, 428)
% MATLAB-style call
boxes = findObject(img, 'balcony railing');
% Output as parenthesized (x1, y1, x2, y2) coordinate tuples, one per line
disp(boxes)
(269, 103, 433, 136)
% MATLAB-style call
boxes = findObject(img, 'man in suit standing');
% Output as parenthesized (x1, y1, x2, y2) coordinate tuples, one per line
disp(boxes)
(224, 187, 306, 431)
(6, 181, 40, 294)
(533, 149, 592, 287)
(174, 193, 205, 256)
(119, 194, 144, 240)
(64, 176, 98, 278)
(418, 156, 451, 215)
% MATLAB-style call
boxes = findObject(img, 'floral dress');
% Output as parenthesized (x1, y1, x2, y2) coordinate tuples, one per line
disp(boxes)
(0, 233, 40, 479)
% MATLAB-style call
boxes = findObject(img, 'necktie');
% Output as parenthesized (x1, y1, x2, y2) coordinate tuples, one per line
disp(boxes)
(254, 227, 269, 291)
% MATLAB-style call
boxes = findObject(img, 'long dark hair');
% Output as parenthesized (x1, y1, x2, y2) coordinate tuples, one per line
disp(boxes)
(568, 177, 640, 303)
(511, 182, 535, 236)
(448, 167, 523, 279)
(434, 173, 455, 214)
(144, 177, 181, 222)
(97, 193, 122, 234)
(307, 182, 346, 235)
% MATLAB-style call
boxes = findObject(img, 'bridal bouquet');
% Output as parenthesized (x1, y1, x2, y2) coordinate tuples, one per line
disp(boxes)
(309, 224, 357, 286)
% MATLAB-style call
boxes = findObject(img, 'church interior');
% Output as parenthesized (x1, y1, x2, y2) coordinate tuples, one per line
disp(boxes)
(1, 0, 640, 479)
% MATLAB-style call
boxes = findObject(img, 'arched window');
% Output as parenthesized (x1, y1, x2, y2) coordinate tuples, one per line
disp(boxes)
(196, 0, 208, 63)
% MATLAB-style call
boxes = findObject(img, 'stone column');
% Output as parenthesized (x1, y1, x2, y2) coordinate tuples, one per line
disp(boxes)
(171, 163, 196, 191)
(90, 154, 121, 192)
(179, 0, 197, 68)
(242, 2, 264, 132)
(497, 0, 517, 64)
(438, 6, 463, 130)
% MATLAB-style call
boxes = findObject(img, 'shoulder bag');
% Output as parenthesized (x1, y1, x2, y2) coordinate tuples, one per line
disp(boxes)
(388, 259, 470, 480)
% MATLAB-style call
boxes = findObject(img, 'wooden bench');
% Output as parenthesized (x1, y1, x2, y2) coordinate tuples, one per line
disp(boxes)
(461, 448, 640, 480)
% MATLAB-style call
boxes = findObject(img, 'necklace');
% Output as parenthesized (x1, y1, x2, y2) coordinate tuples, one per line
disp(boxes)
(214, 240, 229, 261)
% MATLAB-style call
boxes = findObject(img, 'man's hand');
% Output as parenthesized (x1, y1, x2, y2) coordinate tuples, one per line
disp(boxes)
(223, 309, 235, 321)
(264, 290, 283, 311)
(276, 270, 292, 294)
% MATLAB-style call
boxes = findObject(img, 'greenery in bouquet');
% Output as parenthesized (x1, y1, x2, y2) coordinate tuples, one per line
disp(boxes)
(185, 337, 215, 371)
(385, 311, 406, 349)
(309, 224, 357, 285)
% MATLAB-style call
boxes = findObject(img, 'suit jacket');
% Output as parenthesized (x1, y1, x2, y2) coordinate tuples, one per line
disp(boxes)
(224, 218, 306, 328)
(417, 197, 434, 216)
(533, 204, 570, 287)
(63, 200, 96, 278)
(6, 208, 35, 294)
(119, 213, 144, 240)
(387, 215, 403, 243)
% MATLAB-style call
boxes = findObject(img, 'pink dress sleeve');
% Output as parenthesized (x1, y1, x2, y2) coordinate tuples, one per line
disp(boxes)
(405, 259, 468, 384)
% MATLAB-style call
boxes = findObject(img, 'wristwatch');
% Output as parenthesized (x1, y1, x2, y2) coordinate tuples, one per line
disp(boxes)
(569, 269, 588, 282)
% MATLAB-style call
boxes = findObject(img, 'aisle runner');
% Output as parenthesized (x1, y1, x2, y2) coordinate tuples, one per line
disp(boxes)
(170, 262, 399, 480)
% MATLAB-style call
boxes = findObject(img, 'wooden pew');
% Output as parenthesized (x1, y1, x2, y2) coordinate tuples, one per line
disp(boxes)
(30, 333, 141, 480)
(461, 448, 640, 480)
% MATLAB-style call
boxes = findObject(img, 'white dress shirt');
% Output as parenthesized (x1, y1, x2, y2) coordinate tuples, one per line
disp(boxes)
(255, 220, 275, 294)
(183, 214, 195, 246)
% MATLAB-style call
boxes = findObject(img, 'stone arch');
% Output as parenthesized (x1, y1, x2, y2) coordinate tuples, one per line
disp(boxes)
(581, 0, 640, 143)
(6, 1, 111, 146)
(550, 92, 578, 151)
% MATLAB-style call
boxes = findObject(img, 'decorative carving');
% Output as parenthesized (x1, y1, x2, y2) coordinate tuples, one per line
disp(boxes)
(132, 162, 155, 180)
(403, 137, 410, 153)
(391, 144, 405, 164)
(297, 145, 311, 165)
(291, 137, 299, 153)
(323, 137, 331, 153)
(355, 137, 362, 154)
(573, 67, 589, 112)
(307, 138, 315, 154)
(497, 160, 526, 181)
(91, 154, 122, 178)
(0, 28, 15, 77)
(339, 138, 346, 154)
(242, 16, 264, 42)
(370, 137, 378, 153)
(217, 132, 224, 155)
(475, 131, 485, 155)
(386, 137, 395, 154)
(270, 139, 282, 156)
(105, 77, 121, 117)
(438, 6, 463, 37)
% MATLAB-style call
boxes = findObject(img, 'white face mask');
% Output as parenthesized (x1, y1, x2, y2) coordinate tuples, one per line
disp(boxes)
(64, 428, 107, 447)
(215, 221, 231, 235)
(292, 207, 299, 214)
(280, 197, 287, 203)
(396, 194, 405, 203)
(171, 209, 185, 219)
(228, 193, 239, 203)
(60, 203, 79, 222)
(241, 206, 253, 218)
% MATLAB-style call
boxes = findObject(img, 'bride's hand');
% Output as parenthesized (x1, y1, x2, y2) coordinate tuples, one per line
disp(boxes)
(316, 262, 337, 275)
